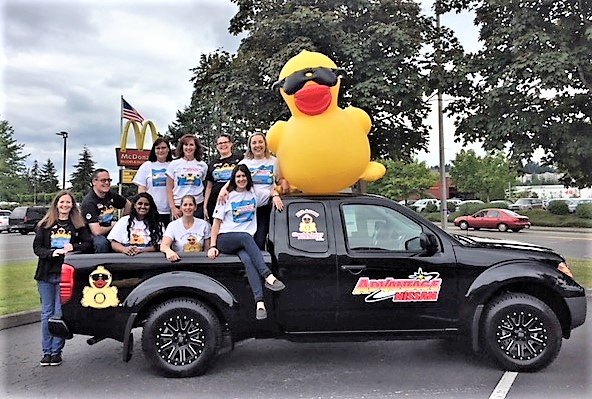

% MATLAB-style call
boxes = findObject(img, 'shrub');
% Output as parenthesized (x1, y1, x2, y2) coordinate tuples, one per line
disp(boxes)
(446, 202, 457, 213)
(575, 203, 592, 219)
(547, 200, 570, 215)
(425, 203, 438, 213)
(457, 203, 488, 216)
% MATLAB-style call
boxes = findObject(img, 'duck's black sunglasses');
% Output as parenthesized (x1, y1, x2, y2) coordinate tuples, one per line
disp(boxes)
(272, 67, 346, 95)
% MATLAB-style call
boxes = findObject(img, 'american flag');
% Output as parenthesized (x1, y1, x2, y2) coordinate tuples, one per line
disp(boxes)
(122, 97, 144, 123)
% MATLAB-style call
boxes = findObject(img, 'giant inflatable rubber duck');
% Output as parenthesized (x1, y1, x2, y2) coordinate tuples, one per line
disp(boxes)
(267, 50, 385, 194)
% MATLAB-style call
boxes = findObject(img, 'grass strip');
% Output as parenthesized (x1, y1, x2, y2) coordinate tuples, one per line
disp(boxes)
(0, 261, 39, 316)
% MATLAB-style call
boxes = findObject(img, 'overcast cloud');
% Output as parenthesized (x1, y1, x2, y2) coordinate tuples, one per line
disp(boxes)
(2, 0, 481, 189)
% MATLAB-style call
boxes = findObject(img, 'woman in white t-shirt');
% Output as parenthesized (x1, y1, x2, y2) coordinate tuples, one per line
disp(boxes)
(133, 138, 173, 226)
(108, 193, 164, 256)
(226, 133, 287, 249)
(208, 164, 285, 320)
(166, 134, 208, 220)
(160, 195, 211, 262)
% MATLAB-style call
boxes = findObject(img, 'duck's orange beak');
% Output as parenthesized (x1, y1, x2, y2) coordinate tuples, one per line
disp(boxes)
(294, 84, 332, 116)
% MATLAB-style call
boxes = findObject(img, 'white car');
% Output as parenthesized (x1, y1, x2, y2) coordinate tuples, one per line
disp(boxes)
(0, 209, 11, 233)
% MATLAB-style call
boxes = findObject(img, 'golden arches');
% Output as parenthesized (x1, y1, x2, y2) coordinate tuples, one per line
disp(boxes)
(120, 120, 158, 151)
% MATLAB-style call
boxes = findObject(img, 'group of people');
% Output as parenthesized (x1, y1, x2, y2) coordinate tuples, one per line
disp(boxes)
(33, 132, 289, 367)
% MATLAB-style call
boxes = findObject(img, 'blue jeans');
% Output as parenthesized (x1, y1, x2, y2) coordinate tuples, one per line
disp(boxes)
(37, 274, 64, 355)
(93, 234, 111, 253)
(217, 232, 271, 301)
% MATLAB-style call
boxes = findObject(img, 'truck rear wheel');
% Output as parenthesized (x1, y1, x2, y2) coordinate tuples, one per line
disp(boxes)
(141, 298, 221, 377)
(482, 293, 562, 371)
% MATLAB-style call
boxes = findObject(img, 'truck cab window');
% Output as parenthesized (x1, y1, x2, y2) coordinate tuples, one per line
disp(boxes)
(342, 204, 423, 252)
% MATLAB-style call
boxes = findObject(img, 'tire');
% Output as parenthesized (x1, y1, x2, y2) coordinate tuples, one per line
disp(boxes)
(511, 228, 522, 232)
(497, 223, 508, 232)
(141, 298, 222, 377)
(459, 221, 469, 230)
(19, 230, 28, 235)
(482, 293, 562, 372)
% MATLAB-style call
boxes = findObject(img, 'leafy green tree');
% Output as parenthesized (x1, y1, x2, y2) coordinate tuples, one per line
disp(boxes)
(0, 119, 29, 202)
(39, 159, 60, 194)
(70, 147, 96, 194)
(450, 150, 517, 202)
(368, 159, 438, 200)
(435, 0, 592, 187)
(170, 0, 457, 161)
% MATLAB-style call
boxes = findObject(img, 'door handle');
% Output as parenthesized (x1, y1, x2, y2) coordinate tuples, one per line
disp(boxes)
(340, 265, 367, 275)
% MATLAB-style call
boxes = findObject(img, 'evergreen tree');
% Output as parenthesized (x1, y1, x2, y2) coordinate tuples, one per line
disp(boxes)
(39, 158, 60, 194)
(27, 160, 41, 203)
(70, 147, 96, 195)
(0, 119, 29, 201)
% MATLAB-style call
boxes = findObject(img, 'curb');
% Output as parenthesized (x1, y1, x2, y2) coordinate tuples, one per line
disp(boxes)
(0, 310, 39, 331)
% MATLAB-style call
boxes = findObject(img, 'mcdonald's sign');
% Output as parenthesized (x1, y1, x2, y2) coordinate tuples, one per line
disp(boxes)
(115, 120, 159, 167)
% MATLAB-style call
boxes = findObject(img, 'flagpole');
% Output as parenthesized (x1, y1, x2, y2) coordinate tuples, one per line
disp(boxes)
(118, 95, 124, 196)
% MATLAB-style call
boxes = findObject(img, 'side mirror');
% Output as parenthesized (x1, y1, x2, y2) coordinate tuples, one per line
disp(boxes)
(419, 232, 439, 255)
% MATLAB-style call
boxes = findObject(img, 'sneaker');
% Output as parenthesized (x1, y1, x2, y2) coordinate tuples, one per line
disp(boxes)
(50, 354, 62, 366)
(264, 279, 286, 291)
(39, 354, 52, 366)
(256, 308, 267, 320)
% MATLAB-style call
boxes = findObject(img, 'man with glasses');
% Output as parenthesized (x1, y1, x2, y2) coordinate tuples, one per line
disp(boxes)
(203, 134, 243, 223)
(81, 168, 132, 252)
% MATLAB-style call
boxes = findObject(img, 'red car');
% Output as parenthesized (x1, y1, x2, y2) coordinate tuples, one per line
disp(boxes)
(453, 208, 531, 232)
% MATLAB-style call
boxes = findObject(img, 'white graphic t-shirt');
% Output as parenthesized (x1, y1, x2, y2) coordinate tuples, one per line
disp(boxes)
(213, 188, 270, 236)
(239, 156, 279, 193)
(133, 160, 171, 214)
(166, 158, 208, 205)
(163, 217, 211, 253)
(107, 216, 158, 248)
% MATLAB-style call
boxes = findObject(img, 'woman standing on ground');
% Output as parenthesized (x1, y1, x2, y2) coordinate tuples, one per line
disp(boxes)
(133, 138, 173, 226)
(107, 193, 163, 256)
(208, 164, 285, 320)
(166, 134, 208, 220)
(160, 195, 211, 261)
(33, 190, 92, 367)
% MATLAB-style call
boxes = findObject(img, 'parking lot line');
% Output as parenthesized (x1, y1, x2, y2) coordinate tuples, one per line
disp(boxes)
(488, 371, 518, 399)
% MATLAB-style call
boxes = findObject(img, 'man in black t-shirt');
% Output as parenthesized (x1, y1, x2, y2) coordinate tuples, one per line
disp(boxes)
(81, 168, 131, 252)
(203, 134, 243, 222)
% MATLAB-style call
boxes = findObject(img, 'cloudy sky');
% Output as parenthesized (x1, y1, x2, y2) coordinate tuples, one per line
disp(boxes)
(2, 0, 481, 188)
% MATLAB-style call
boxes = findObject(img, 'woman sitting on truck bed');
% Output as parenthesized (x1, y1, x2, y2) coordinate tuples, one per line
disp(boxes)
(160, 194, 211, 261)
(107, 193, 163, 256)
(207, 164, 286, 320)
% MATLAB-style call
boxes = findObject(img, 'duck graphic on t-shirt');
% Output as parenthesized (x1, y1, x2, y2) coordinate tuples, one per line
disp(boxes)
(183, 235, 203, 252)
(51, 226, 72, 249)
(151, 168, 167, 187)
(231, 199, 256, 223)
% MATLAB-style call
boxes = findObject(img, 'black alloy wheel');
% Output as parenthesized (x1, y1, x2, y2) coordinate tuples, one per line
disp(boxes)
(142, 298, 221, 377)
(482, 293, 562, 371)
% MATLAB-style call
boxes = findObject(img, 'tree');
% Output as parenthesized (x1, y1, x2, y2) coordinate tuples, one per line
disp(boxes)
(170, 0, 456, 161)
(0, 119, 29, 202)
(27, 160, 41, 203)
(450, 150, 517, 202)
(39, 159, 60, 194)
(367, 159, 438, 200)
(70, 147, 96, 194)
(435, 0, 592, 187)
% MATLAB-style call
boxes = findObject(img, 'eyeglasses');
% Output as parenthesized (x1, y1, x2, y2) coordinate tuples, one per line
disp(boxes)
(216, 141, 231, 146)
(96, 178, 113, 183)
(272, 67, 346, 95)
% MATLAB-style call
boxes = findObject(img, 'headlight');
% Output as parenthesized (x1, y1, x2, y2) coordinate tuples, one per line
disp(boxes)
(558, 261, 573, 278)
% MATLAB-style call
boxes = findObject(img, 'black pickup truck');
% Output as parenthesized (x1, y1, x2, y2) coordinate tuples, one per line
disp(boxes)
(50, 194, 586, 377)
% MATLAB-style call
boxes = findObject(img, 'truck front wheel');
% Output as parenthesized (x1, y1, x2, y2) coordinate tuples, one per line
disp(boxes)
(482, 293, 562, 372)
(141, 298, 221, 377)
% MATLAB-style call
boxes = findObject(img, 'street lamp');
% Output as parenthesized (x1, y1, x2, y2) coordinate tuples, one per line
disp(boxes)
(55, 131, 68, 189)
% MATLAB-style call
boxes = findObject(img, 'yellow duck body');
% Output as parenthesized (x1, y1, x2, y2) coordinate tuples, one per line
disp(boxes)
(268, 50, 385, 194)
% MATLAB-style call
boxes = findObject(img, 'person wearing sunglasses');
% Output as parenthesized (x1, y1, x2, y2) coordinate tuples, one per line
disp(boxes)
(203, 134, 243, 223)
(108, 193, 163, 256)
(81, 168, 132, 253)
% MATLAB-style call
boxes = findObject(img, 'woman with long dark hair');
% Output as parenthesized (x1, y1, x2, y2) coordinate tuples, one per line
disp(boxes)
(133, 138, 173, 226)
(107, 192, 163, 256)
(33, 190, 92, 366)
(208, 164, 285, 320)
